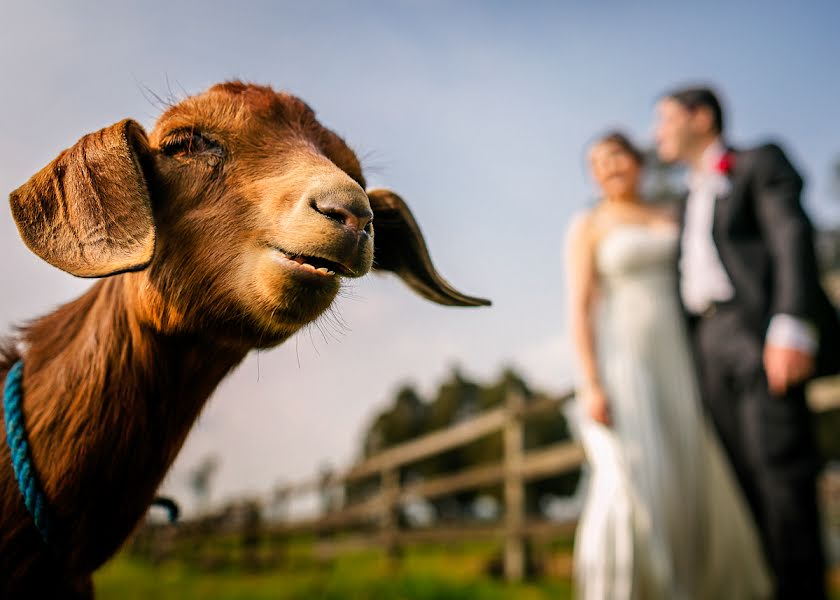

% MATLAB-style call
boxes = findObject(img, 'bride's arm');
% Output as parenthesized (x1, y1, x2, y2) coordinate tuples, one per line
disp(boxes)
(565, 214, 610, 425)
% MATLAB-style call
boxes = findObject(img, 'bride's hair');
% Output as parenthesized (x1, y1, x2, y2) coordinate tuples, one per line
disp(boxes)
(593, 131, 645, 165)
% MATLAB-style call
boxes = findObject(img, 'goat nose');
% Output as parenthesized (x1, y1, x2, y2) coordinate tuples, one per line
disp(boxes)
(312, 197, 373, 233)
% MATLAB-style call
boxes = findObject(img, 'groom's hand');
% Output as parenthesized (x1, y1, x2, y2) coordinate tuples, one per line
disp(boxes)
(764, 343, 815, 395)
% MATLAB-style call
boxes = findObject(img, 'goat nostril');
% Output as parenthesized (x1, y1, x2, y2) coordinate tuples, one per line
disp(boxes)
(314, 201, 374, 233)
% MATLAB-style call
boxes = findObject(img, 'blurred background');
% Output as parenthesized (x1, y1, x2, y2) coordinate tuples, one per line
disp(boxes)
(2, 1, 840, 598)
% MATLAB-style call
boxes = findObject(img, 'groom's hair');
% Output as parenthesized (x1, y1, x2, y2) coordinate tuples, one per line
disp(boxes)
(663, 86, 724, 135)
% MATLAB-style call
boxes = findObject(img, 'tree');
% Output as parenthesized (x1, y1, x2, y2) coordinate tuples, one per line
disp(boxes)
(361, 385, 428, 458)
(351, 368, 580, 520)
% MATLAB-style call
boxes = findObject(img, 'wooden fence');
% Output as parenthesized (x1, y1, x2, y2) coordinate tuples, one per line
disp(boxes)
(133, 376, 840, 581)
(271, 387, 583, 581)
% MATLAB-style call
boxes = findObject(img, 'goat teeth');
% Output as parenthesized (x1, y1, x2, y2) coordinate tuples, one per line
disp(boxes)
(316, 267, 330, 274)
(326, 270, 335, 275)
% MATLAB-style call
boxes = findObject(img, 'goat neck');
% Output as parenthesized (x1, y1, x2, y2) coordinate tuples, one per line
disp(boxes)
(1, 274, 247, 575)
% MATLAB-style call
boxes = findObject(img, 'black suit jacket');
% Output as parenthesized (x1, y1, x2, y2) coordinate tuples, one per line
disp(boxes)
(678, 143, 840, 378)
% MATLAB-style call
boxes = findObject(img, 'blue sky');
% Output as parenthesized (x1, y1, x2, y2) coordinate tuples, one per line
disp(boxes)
(2, 1, 839, 509)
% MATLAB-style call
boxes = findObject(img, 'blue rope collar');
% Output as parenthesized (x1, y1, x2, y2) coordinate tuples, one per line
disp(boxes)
(3, 360, 54, 544)
(3, 360, 179, 546)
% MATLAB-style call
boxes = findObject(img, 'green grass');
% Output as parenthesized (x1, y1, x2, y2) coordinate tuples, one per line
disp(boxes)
(94, 541, 573, 600)
(94, 537, 840, 600)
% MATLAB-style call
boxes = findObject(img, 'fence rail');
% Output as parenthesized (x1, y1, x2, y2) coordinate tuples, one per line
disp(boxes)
(135, 376, 840, 581)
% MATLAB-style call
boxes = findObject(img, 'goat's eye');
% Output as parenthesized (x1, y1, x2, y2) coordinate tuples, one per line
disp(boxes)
(161, 130, 223, 159)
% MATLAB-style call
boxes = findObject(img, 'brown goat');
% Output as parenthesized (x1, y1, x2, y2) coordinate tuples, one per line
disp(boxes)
(0, 81, 488, 598)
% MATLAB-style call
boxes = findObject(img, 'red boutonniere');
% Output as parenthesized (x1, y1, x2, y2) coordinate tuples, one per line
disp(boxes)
(715, 152, 735, 175)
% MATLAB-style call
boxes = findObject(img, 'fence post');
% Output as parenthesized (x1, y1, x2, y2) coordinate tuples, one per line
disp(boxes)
(269, 486, 291, 567)
(381, 467, 402, 562)
(240, 499, 263, 570)
(315, 469, 338, 564)
(503, 385, 525, 581)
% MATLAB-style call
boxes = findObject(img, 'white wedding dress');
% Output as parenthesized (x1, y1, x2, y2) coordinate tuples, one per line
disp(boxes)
(572, 224, 772, 599)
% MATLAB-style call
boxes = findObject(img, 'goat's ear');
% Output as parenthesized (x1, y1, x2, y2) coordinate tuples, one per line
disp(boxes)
(9, 119, 156, 278)
(367, 188, 491, 307)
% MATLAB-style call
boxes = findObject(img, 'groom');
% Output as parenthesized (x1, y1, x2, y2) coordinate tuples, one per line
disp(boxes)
(655, 86, 840, 598)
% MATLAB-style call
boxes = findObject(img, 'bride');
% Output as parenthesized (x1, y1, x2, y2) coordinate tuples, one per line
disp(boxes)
(566, 131, 771, 599)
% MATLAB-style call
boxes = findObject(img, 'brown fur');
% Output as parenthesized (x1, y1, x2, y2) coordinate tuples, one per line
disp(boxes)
(0, 81, 488, 598)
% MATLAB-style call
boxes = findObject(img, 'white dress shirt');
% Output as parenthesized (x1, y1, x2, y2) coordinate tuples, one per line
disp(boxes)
(680, 138, 818, 354)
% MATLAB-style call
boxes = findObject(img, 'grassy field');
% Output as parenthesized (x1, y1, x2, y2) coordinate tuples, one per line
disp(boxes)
(94, 540, 574, 600)
(94, 536, 840, 600)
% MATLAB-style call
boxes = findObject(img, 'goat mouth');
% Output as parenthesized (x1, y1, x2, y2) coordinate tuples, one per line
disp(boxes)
(267, 245, 355, 278)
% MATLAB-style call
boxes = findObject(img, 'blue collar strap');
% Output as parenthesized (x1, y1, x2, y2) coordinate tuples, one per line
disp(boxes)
(3, 360, 54, 544)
